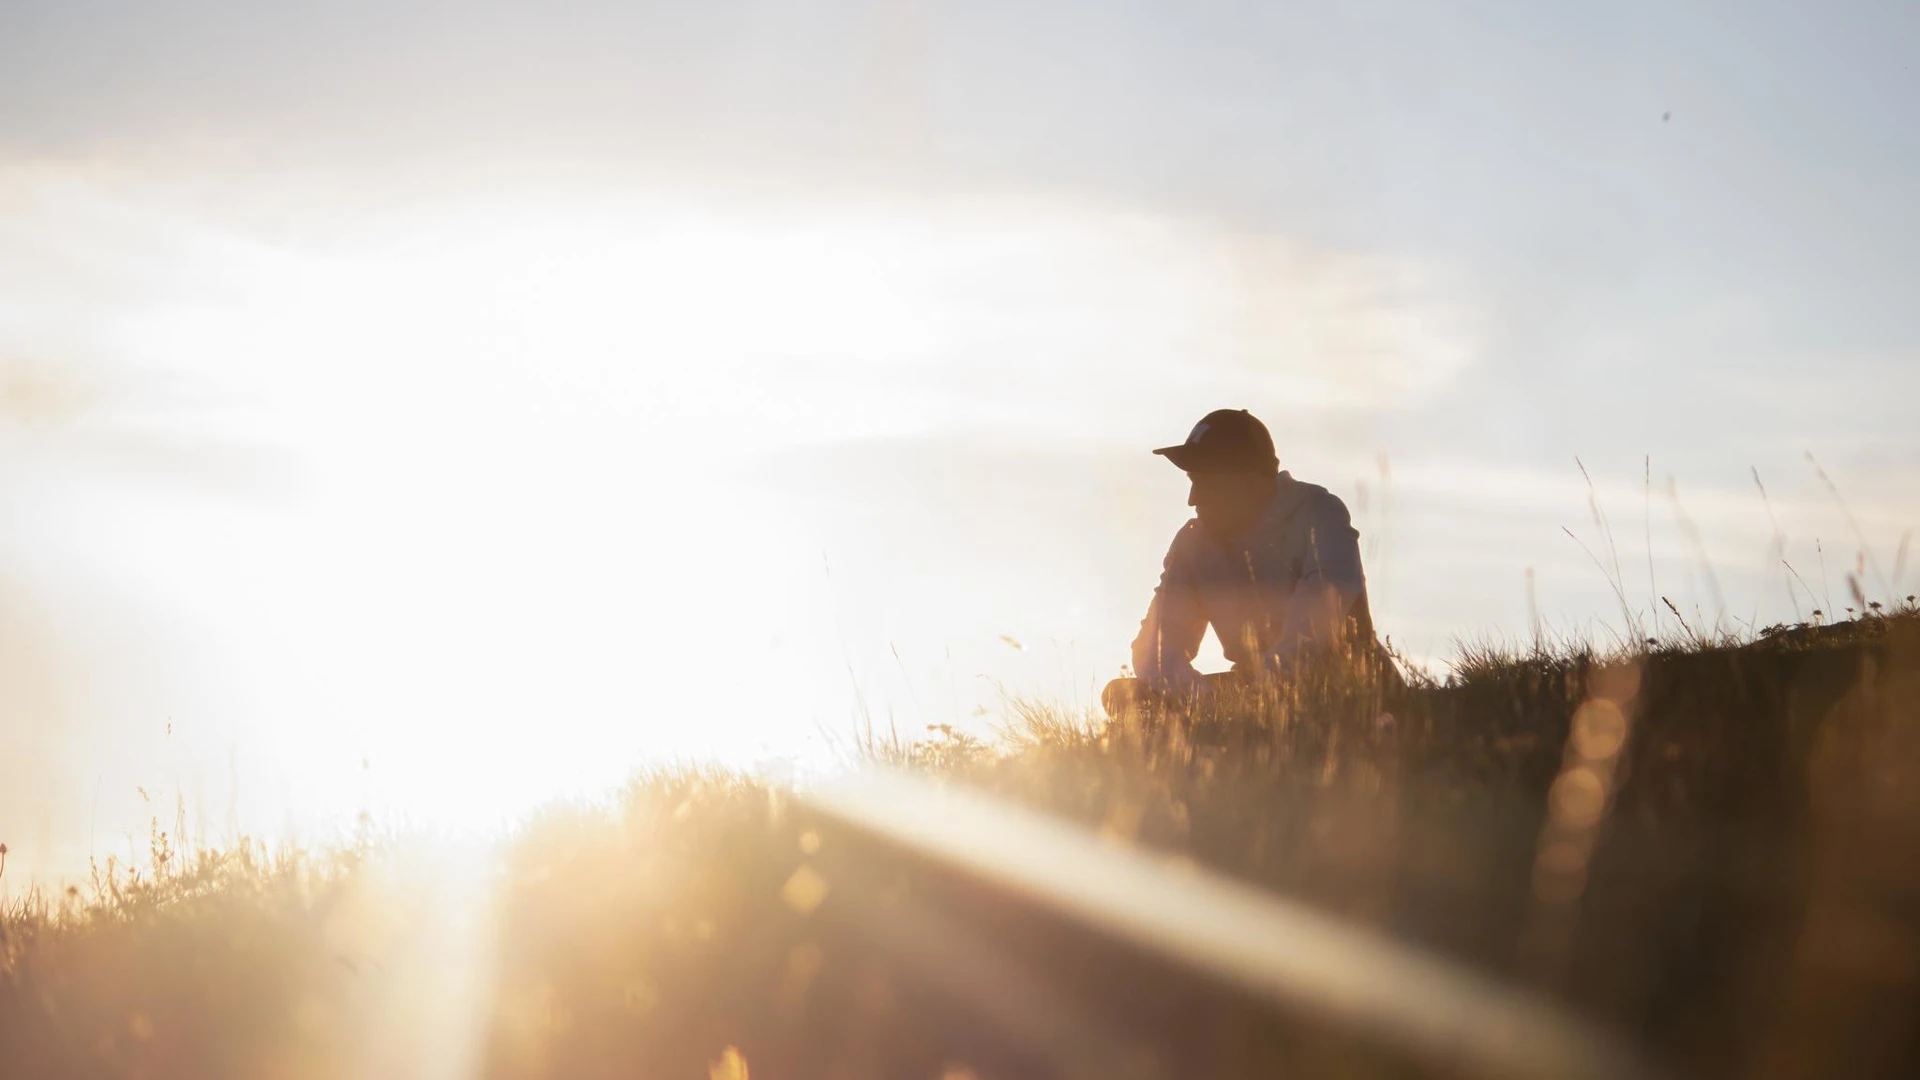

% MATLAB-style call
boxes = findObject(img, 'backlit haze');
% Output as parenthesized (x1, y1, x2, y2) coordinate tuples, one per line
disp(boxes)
(3, 0, 1916, 884)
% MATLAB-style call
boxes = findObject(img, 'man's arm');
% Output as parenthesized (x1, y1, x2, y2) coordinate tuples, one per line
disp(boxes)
(1131, 525, 1209, 695)
(1269, 493, 1367, 667)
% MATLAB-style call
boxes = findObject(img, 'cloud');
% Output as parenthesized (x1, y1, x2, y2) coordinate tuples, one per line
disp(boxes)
(683, 194, 1489, 432)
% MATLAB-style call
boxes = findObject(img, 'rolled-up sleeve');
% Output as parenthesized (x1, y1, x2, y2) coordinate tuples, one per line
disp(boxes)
(1270, 493, 1366, 666)
(1132, 526, 1208, 694)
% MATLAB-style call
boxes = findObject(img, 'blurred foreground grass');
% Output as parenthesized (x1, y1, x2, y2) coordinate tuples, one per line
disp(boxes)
(4, 610, 1918, 1079)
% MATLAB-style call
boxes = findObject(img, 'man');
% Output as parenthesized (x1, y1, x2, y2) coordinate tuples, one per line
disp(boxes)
(1104, 408, 1393, 717)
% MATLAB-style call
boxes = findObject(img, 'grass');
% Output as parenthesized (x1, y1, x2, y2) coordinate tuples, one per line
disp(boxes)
(4, 608, 1919, 1079)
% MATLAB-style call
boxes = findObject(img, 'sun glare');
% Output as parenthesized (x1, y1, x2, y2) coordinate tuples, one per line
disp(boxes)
(189, 197, 1126, 830)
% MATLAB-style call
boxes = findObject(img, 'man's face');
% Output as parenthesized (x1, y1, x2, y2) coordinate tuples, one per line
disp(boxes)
(1188, 469, 1275, 545)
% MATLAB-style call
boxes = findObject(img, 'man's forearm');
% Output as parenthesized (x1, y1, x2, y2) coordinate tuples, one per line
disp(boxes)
(1132, 626, 1205, 694)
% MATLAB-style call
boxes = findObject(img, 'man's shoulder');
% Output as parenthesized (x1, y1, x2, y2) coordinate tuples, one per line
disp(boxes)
(1269, 475, 1354, 539)
(1288, 476, 1349, 515)
(1311, 485, 1353, 523)
(1162, 517, 1208, 561)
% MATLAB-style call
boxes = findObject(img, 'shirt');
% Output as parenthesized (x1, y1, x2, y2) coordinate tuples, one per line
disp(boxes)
(1131, 471, 1375, 693)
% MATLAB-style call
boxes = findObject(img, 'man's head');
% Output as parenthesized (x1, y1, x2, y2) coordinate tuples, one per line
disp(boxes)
(1153, 409, 1279, 545)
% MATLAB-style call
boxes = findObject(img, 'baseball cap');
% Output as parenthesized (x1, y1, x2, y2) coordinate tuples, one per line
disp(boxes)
(1152, 409, 1278, 473)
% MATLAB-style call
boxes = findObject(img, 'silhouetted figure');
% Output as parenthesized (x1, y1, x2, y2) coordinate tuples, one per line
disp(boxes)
(1103, 409, 1396, 719)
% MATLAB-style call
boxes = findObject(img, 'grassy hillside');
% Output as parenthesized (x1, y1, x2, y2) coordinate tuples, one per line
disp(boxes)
(3, 610, 1917, 1079)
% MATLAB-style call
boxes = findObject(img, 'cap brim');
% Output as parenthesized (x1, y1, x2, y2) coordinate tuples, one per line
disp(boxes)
(1152, 444, 1203, 470)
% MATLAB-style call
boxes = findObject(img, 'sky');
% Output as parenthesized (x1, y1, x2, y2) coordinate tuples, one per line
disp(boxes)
(3, 0, 1917, 883)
